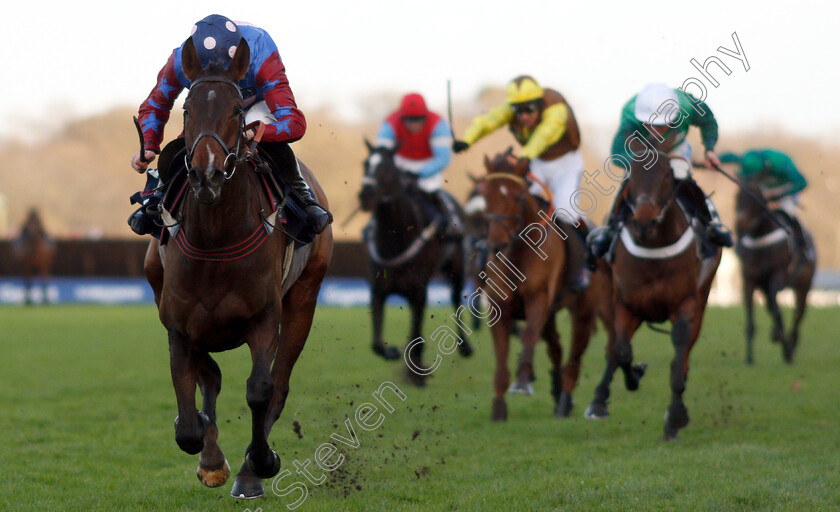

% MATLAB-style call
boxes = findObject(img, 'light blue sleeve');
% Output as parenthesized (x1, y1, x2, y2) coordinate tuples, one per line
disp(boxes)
(374, 121, 397, 149)
(417, 119, 452, 178)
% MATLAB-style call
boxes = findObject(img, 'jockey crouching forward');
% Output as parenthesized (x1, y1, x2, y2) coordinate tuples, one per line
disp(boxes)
(726, 148, 809, 254)
(128, 14, 332, 238)
(452, 75, 590, 290)
(375, 93, 460, 237)
(588, 82, 733, 260)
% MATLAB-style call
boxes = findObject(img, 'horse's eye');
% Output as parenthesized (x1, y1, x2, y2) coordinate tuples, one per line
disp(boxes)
(183, 109, 191, 118)
(233, 107, 243, 117)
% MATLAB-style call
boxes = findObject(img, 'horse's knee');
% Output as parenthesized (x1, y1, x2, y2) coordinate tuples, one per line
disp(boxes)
(612, 341, 632, 366)
(246, 374, 274, 408)
(671, 318, 690, 347)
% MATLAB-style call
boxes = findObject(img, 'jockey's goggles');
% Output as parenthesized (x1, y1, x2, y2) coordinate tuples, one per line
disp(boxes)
(511, 102, 540, 115)
(402, 115, 427, 123)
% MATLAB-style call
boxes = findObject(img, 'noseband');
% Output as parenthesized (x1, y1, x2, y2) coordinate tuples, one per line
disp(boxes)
(184, 76, 245, 180)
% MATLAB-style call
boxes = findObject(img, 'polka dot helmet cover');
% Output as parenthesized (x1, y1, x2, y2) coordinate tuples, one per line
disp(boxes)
(189, 14, 243, 69)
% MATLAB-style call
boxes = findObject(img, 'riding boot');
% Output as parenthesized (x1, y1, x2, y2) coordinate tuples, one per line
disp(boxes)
(271, 145, 333, 234)
(127, 169, 163, 238)
(587, 181, 628, 264)
(560, 219, 591, 293)
(775, 210, 812, 266)
(677, 178, 733, 250)
(424, 190, 462, 239)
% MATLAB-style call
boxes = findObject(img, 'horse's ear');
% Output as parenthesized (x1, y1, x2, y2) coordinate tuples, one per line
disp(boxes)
(505, 146, 514, 157)
(181, 38, 202, 81)
(364, 137, 374, 153)
(467, 172, 479, 183)
(483, 155, 492, 173)
(228, 40, 250, 81)
(513, 158, 530, 177)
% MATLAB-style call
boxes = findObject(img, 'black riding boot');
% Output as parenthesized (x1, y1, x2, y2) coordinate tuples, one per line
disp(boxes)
(271, 145, 333, 234)
(677, 178, 733, 249)
(586, 181, 628, 265)
(127, 169, 163, 238)
(423, 190, 461, 238)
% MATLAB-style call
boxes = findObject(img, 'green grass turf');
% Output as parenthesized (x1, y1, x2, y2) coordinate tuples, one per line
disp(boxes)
(0, 304, 838, 511)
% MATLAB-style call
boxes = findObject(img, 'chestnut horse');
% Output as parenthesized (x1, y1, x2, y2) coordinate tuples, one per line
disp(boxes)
(584, 150, 720, 440)
(476, 151, 623, 421)
(14, 208, 55, 305)
(358, 142, 473, 386)
(142, 39, 333, 499)
(735, 182, 815, 364)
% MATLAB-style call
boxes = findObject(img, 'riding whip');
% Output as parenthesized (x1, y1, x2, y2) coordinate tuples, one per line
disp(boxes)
(707, 161, 791, 234)
(447, 80, 457, 141)
(133, 116, 152, 164)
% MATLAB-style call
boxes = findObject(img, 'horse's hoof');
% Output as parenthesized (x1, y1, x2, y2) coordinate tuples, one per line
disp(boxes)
(246, 450, 281, 480)
(373, 344, 401, 361)
(508, 381, 534, 396)
(231, 475, 265, 500)
(555, 391, 573, 418)
(406, 369, 427, 388)
(584, 403, 609, 420)
(197, 459, 230, 488)
(491, 397, 507, 422)
(663, 405, 689, 440)
(458, 342, 474, 358)
(625, 363, 647, 391)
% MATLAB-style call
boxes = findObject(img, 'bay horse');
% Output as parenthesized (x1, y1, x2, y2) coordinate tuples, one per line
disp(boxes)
(477, 151, 625, 421)
(735, 182, 815, 364)
(13, 208, 55, 305)
(142, 39, 333, 499)
(358, 142, 473, 387)
(584, 149, 720, 440)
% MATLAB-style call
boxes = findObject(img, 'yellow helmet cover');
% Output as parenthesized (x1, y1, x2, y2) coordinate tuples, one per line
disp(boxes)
(507, 76, 544, 105)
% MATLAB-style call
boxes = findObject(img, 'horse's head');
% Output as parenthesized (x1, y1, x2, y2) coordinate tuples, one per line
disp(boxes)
(181, 37, 250, 204)
(358, 139, 408, 211)
(735, 180, 766, 235)
(476, 149, 531, 252)
(625, 145, 679, 235)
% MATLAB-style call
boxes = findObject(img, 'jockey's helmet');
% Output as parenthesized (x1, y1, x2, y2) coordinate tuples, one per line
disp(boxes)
(399, 93, 428, 119)
(506, 76, 544, 105)
(634, 83, 679, 125)
(189, 14, 244, 69)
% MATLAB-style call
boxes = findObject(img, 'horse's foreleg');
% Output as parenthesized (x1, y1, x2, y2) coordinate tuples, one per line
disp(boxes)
(196, 354, 230, 488)
(664, 302, 701, 441)
(558, 308, 595, 418)
(763, 275, 786, 348)
(586, 302, 640, 419)
(787, 277, 811, 364)
(743, 279, 756, 365)
(404, 288, 429, 387)
(448, 256, 473, 358)
(371, 288, 399, 360)
(510, 293, 549, 396)
(169, 330, 206, 456)
(541, 313, 565, 416)
(489, 315, 513, 421)
(242, 314, 281, 481)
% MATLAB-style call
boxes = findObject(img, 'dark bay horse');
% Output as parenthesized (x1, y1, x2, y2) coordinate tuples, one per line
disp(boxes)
(477, 152, 620, 421)
(585, 151, 720, 440)
(735, 182, 815, 364)
(13, 208, 55, 305)
(358, 142, 473, 387)
(142, 39, 333, 499)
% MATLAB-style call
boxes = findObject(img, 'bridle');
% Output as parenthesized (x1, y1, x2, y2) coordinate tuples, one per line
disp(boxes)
(624, 153, 689, 226)
(477, 172, 531, 252)
(184, 76, 246, 180)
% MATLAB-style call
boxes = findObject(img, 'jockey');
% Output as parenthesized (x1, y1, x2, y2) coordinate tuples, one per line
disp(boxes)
(452, 75, 590, 289)
(374, 93, 458, 235)
(588, 82, 733, 260)
(725, 148, 808, 249)
(128, 14, 332, 236)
